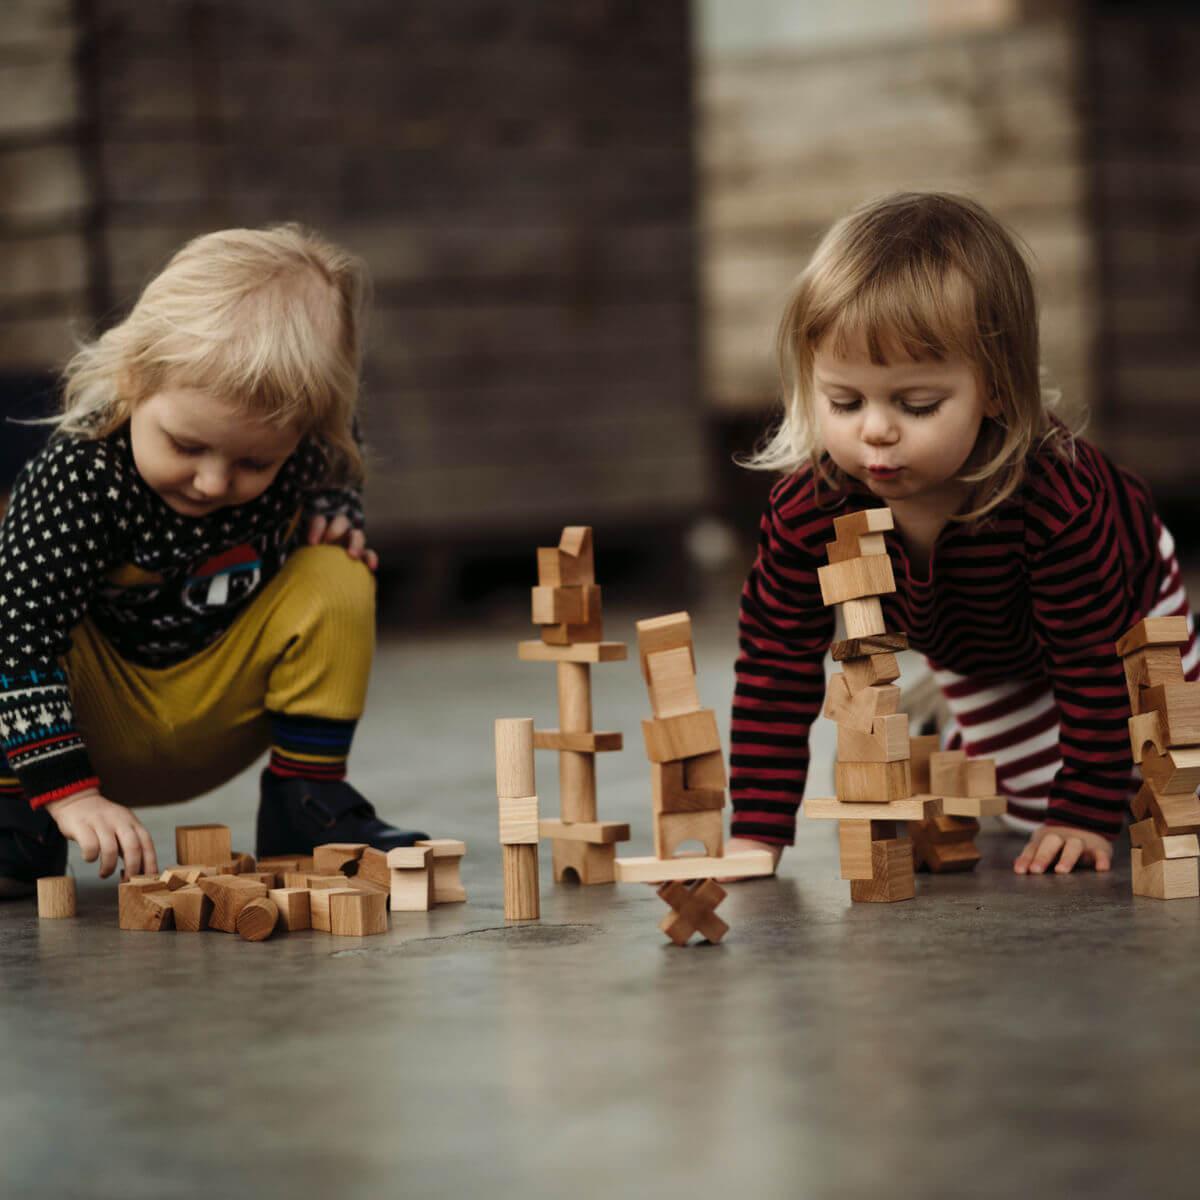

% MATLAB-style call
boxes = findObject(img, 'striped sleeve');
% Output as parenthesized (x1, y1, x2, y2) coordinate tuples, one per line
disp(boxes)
(1027, 464, 1141, 838)
(730, 475, 836, 845)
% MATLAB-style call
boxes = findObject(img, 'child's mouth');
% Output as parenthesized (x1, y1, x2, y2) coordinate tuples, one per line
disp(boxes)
(867, 465, 902, 478)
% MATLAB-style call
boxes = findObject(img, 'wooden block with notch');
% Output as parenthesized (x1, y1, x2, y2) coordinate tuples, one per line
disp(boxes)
(1128, 711, 1166, 763)
(268, 887, 312, 930)
(313, 843, 368, 876)
(646, 645, 702, 718)
(1122, 647, 1186, 715)
(331, 890, 388, 936)
(654, 809, 724, 860)
(118, 883, 176, 932)
(552, 839, 617, 885)
(841, 652, 900, 691)
(823, 673, 901, 734)
(387, 846, 435, 911)
(1132, 848, 1200, 900)
(309, 886, 362, 933)
(836, 713, 910, 763)
(818, 555, 896, 606)
(641, 708, 722, 763)
(651, 761, 725, 813)
(1137, 683, 1200, 746)
(1139, 834, 1200, 866)
(835, 759, 912, 803)
(849, 838, 915, 903)
(175, 824, 232, 866)
(1140, 747, 1200, 795)
(1115, 616, 1190, 657)
(415, 839, 467, 904)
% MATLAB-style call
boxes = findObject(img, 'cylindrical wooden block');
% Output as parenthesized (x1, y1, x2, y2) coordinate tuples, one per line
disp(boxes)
(495, 718, 535, 799)
(37, 875, 76, 919)
(236, 896, 279, 942)
(556, 662, 597, 823)
(502, 843, 540, 920)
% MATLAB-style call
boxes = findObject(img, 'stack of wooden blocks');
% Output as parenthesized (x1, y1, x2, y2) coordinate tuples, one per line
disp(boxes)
(907, 739, 1004, 872)
(112, 823, 466, 937)
(615, 611, 774, 945)
(495, 716, 541, 922)
(1118, 616, 1200, 900)
(517, 526, 630, 885)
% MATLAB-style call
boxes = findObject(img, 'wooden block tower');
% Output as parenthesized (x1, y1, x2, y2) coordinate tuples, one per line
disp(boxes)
(1117, 616, 1200, 900)
(517, 526, 631, 885)
(615, 611, 774, 945)
(907, 737, 1005, 872)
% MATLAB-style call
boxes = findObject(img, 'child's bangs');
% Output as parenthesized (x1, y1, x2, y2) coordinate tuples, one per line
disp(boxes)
(809, 266, 977, 367)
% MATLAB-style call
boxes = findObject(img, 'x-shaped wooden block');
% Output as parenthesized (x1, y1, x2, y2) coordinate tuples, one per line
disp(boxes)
(657, 878, 729, 946)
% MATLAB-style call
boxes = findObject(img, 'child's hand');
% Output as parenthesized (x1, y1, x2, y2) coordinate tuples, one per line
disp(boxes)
(718, 835, 783, 882)
(45, 788, 158, 880)
(1013, 825, 1112, 875)
(306, 514, 378, 572)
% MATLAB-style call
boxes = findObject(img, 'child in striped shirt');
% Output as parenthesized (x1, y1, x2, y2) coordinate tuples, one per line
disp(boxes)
(0, 224, 426, 897)
(726, 192, 1197, 877)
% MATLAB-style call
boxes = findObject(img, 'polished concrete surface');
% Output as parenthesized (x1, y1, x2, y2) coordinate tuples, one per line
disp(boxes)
(2, 610, 1199, 1199)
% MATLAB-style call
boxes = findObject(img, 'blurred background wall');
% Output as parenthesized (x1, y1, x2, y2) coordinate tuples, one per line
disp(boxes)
(1, 0, 1196, 616)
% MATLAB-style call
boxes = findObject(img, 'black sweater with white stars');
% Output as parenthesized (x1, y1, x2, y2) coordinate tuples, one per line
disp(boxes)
(0, 426, 363, 808)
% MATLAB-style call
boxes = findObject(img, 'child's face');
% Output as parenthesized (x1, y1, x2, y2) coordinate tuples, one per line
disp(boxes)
(129, 386, 301, 517)
(812, 335, 990, 507)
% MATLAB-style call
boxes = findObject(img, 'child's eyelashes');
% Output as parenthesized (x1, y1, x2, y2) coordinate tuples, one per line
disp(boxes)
(826, 396, 944, 418)
(167, 434, 272, 471)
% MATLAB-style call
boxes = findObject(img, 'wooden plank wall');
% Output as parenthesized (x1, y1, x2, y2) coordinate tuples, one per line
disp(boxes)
(697, 18, 1096, 436)
(1084, 10, 1200, 501)
(9, 0, 707, 540)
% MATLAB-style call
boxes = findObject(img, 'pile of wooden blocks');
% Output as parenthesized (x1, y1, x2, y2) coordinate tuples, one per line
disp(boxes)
(517, 525, 630, 885)
(112, 823, 466, 937)
(615, 611, 774, 945)
(804, 507, 1003, 901)
(1118, 616, 1200, 900)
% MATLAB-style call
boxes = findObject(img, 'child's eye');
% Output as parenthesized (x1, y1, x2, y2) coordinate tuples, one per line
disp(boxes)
(241, 460, 273, 472)
(169, 437, 203, 456)
(828, 396, 862, 413)
(902, 400, 943, 418)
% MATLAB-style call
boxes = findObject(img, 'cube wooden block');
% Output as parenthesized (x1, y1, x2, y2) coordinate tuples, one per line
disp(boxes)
(646, 645, 702, 718)
(175, 824, 232, 866)
(842, 652, 900, 691)
(498, 794, 540, 845)
(835, 759, 912, 803)
(170, 885, 212, 932)
(641, 709, 722, 763)
(36, 876, 76, 919)
(964, 758, 997, 798)
(309, 886, 362, 932)
(849, 838, 915, 903)
(836, 713, 910, 763)
(651, 761, 725, 814)
(929, 750, 967, 796)
(387, 846, 435, 911)
(531, 585, 586, 626)
(1132, 847, 1200, 900)
(1122, 647, 1186, 715)
(313, 843, 367, 876)
(654, 809, 724, 860)
(539, 585, 602, 644)
(635, 612, 695, 684)
(236, 897, 279, 942)
(330, 890, 388, 936)
(908, 734, 940, 793)
(1138, 683, 1200, 746)
(416, 839, 468, 904)
(1141, 747, 1200, 795)
(268, 887, 312, 931)
(1140, 834, 1200, 866)
(818, 554, 896, 606)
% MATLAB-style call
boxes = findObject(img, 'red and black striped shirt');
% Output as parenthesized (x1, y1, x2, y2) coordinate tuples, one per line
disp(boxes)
(730, 434, 1185, 845)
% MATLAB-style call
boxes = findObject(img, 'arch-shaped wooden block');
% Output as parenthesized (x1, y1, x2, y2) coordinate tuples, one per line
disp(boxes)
(654, 809, 724, 861)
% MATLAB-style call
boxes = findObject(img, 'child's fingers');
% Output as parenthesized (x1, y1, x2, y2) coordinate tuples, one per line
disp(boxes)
(325, 514, 352, 543)
(74, 823, 100, 864)
(1012, 837, 1037, 874)
(364, 548, 379, 572)
(1028, 832, 1064, 875)
(307, 515, 328, 545)
(95, 825, 120, 878)
(347, 528, 366, 559)
(115, 821, 144, 879)
(1093, 846, 1112, 872)
(1055, 837, 1084, 874)
(135, 824, 159, 877)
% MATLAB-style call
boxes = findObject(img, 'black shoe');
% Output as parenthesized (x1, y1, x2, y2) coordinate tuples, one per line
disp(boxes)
(0, 803, 68, 900)
(255, 770, 429, 858)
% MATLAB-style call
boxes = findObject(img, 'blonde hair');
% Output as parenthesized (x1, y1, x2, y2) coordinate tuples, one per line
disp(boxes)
(746, 192, 1076, 526)
(56, 223, 369, 485)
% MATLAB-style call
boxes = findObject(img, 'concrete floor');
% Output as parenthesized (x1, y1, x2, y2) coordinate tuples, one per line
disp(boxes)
(2, 607, 1199, 1199)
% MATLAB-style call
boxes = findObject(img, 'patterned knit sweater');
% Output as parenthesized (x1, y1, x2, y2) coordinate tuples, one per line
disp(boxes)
(0, 426, 363, 808)
(730, 434, 1190, 845)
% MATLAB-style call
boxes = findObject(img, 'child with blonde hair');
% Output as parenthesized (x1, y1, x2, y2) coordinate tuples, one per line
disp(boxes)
(0, 223, 425, 896)
(726, 192, 1198, 876)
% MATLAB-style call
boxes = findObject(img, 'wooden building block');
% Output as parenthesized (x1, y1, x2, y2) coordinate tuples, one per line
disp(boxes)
(236, 897, 279, 942)
(909, 815, 981, 873)
(313, 843, 367, 876)
(940, 794, 1006, 818)
(842, 652, 900, 691)
(36, 876, 75, 919)
(352, 847, 391, 890)
(330, 890, 388, 936)
(556, 525, 596, 585)
(849, 838, 915, 903)
(614, 850, 774, 884)
(1116, 616, 1190, 657)
(818, 555, 896, 606)
(268, 887, 312, 930)
(1139, 683, 1200, 746)
(305, 874, 350, 890)
(416, 839, 467, 904)
(965, 758, 997, 797)
(1153, 788, 1200, 833)
(539, 818, 630, 844)
(1139, 834, 1200, 866)
(838, 821, 874, 880)
(646, 645, 702, 718)
(929, 750, 967, 796)
(651, 762, 724, 813)
(243, 871, 277, 889)
(685, 751, 726, 790)
(388, 846, 435, 911)
(1132, 850, 1200, 900)
(551, 838, 617, 885)
(533, 730, 623, 753)
(309, 886, 361, 933)
(841, 596, 886, 638)
(658, 879, 729, 946)
(1128, 711, 1166, 763)
(499, 795, 540, 844)
(831, 633, 908, 660)
(118, 883, 176, 931)
(908, 735, 939, 793)
(161, 867, 208, 888)
(175, 824, 232, 866)
(805, 795, 936, 822)
(1122, 647, 1186, 715)
(826, 508, 895, 563)
(835, 759, 912, 803)
(540, 585, 603, 645)
(256, 857, 303, 876)
(654, 809, 724, 860)
(495, 717, 535, 798)
(197, 875, 269, 934)
(823, 673, 901, 734)
(531, 585, 586, 626)
(1128, 817, 1160, 847)
(170, 886, 212, 932)
(635, 612, 695, 684)
(1141, 747, 1200, 794)
(641, 709, 722, 763)
(517, 640, 627, 664)
(827, 532, 887, 564)
(503, 843, 540, 920)
(231, 851, 257, 874)
(836, 713, 910, 763)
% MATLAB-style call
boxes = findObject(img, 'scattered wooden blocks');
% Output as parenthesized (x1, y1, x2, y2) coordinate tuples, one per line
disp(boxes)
(36, 875, 76, 919)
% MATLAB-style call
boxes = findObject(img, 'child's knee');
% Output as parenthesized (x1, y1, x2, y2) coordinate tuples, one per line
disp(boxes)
(287, 545, 376, 630)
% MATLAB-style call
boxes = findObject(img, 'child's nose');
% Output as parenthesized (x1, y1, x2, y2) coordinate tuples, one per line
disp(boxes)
(861, 404, 897, 443)
(194, 464, 230, 497)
